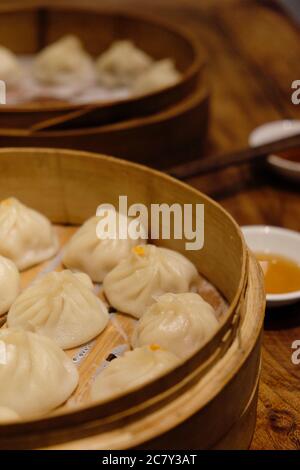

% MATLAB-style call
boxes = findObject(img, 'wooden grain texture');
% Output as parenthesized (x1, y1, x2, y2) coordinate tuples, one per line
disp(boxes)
(89, 0, 300, 450)
(3, 0, 299, 450)
(170, 132, 300, 179)
(41, 0, 300, 450)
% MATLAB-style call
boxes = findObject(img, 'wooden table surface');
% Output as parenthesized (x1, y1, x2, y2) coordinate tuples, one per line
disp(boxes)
(91, 0, 300, 450)
(10, 0, 300, 450)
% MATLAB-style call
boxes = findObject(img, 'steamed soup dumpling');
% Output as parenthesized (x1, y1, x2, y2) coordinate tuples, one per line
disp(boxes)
(0, 328, 78, 419)
(0, 46, 22, 88)
(91, 345, 178, 403)
(0, 406, 20, 423)
(0, 198, 59, 270)
(133, 59, 181, 95)
(103, 245, 199, 318)
(63, 211, 147, 283)
(33, 35, 94, 86)
(132, 293, 218, 360)
(96, 40, 153, 88)
(0, 256, 20, 316)
(8, 270, 109, 350)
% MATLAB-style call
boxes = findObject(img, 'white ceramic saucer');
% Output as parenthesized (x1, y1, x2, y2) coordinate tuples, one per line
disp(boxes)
(242, 225, 300, 308)
(249, 120, 300, 182)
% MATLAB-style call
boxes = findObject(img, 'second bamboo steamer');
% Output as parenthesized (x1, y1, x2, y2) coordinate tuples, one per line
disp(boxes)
(0, 2, 206, 129)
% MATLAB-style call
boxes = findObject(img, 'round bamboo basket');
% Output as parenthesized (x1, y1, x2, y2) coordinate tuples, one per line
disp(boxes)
(0, 148, 265, 449)
(0, 84, 209, 168)
(0, 2, 205, 129)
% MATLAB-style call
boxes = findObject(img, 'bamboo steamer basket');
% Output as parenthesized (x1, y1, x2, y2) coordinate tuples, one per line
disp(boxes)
(0, 84, 209, 168)
(0, 148, 265, 450)
(0, 2, 205, 129)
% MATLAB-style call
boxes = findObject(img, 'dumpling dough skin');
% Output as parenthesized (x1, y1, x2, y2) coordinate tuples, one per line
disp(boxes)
(96, 40, 153, 88)
(103, 244, 199, 318)
(63, 212, 147, 283)
(133, 59, 180, 95)
(0, 45, 22, 88)
(0, 406, 20, 423)
(33, 35, 94, 85)
(0, 255, 20, 316)
(91, 345, 178, 402)
(0, 328, 78, 419)
(132, 293, 218, 359)
(0, 197, 59, 270)
(7, 270, 109, 350)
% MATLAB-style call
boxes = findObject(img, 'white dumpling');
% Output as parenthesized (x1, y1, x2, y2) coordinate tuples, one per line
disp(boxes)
(133, 59, 181, 95)
(0, 328, 78, 419)
(91, 345, 178, 402)
(33, 35, 94, 85)
(63, 211, 147, 282)
(96, 40, 153, 88)
(0, 256, 20, 316)
(0, 198, 59, 270)
(132, 293, 219, 359)
(7, 270, 109, 350)
(0, 45, 22, 88)
(0, 406, 20, 423)
(103, 245, 199, 318)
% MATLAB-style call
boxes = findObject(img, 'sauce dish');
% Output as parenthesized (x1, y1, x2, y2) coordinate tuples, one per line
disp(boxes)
(242, 225, 300, 307)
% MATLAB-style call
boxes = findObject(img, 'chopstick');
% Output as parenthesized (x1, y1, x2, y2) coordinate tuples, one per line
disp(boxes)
(169, 132, 300, 180)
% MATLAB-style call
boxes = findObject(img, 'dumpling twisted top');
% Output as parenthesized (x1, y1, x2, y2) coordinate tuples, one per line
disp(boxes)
(0, 198, 59, 270)
(8, 270, 109, 349)
(103, 244, 199, 318)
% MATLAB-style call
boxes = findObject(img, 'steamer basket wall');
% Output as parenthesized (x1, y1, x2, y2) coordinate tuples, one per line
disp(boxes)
(0, 148, 265, 449)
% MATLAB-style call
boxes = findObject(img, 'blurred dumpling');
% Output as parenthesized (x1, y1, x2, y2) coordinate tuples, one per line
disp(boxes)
(0, 45, 22, 88)
(96, 40, 153, 88)
(132, 293, 218, 359)
(133, 59, 180, 95)
(103, 245, 199, 318)
(0, 406, 20, 423)
(0, 197, 59, 270)
(63, 211, 147, 283)
(0, 255, 20, 316)
(7, 270, 109, 350)
(33, 35, 94, 85)
(91, 345, 178, 402)
(0, 328, 78, 419)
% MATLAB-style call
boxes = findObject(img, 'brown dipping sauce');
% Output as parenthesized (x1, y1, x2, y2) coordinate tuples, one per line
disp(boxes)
(277, 148, 300, 163)
(256, 253, 300, 295)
